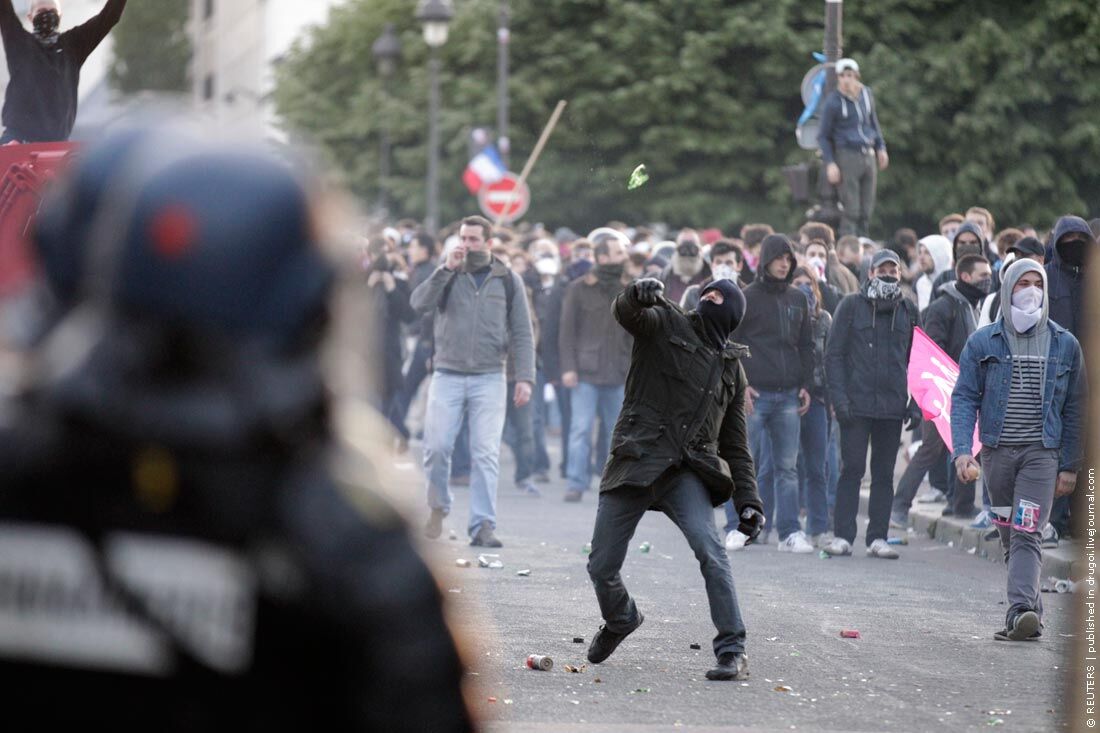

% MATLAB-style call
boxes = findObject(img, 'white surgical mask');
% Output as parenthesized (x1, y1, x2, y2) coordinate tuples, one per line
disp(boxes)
(535, 258, 560, 276)
(807, 256, 827, 279)
(1010, 285, 1043, 332)
(711, 264, 736, 282)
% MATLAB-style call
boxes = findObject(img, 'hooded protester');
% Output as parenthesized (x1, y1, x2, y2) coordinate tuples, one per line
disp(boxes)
(0, 0, 127, 143)
(585, 274, 762, 682)
(1045, 215, 1095, 340)
(914, 235, 953, 311)
(951, 259, 1084, 642)
(659, 235, 712, 306)
(824, 249, 920, 560)
(931, 221, 984, 299)
(892, 255, 992, 527)
(726, 234, 815, 554)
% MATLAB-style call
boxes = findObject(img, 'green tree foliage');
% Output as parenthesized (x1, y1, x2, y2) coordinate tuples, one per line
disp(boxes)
(108, 0, 191, 94)
(274, 0, 1100, 235)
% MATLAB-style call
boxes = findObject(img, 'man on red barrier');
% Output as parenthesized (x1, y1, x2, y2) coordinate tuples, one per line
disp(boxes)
(0, 0, 127, 144)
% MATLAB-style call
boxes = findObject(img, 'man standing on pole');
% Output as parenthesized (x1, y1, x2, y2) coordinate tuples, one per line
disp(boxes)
(584, 276, 764, 681)
(817, 57, 888, 237)
(0, 0, 127, 143)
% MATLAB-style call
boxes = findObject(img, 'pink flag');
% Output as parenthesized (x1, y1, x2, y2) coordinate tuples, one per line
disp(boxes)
(907, 327, 981, 456)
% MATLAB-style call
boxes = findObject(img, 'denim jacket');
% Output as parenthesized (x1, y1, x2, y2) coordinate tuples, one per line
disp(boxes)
(951, 320, 1085, 472)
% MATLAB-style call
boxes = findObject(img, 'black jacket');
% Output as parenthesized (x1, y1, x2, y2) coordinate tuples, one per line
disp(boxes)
(1045, 215, 1095, 339)
(601, 288, 761, 512)
(369, 277, 417, 399)
(922, 281, 978, 362)
(826, 286, 918, 420)
(0, 0, 126, 142)
(532, 276, 567, 381)
(732, 237, 814, 391)
(808, 309, 833, 403)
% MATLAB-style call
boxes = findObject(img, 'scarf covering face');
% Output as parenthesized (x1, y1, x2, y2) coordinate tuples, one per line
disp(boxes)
(698, 278, 746, 348)
(998, 258, 1051, 395)
(866, 275, 902, 301)
(33, 9, 60, 45)
(595, 262, 625, 290)
(463, 250, 492, 272)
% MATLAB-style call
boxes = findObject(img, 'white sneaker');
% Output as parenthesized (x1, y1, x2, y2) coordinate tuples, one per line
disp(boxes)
(725, 530, 749, 551)
(867, 538, 900, 559)
(915, 488, 947, 503)
(777, 530, 814, 554)
(822, 537, 852, 556)
(811, 531, 835, 548)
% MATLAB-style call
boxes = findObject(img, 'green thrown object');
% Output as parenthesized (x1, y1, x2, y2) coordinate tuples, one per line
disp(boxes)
(628, 164, 649, 190)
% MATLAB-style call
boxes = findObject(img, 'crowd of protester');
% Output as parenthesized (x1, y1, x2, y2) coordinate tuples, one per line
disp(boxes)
(363, 210, 1095, 557)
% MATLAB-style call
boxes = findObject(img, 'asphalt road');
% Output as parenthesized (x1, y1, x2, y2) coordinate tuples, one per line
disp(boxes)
(396, 452, 1073, 733)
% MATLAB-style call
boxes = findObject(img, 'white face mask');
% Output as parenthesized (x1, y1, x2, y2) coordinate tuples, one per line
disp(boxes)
(711, 263, 736, 282)
(807, 256, 827, 279)
(1010, 284, 1043, 332)
(535, 257, 560, 276)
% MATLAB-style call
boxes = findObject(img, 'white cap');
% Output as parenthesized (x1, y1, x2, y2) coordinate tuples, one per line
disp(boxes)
(836, 58, 860, 75)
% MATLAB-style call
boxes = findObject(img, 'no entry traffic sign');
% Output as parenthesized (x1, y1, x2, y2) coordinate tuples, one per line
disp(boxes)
(478, 172, 530, 223)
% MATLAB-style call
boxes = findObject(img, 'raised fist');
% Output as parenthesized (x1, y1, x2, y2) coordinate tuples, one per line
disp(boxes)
(632, 278, 664, 306)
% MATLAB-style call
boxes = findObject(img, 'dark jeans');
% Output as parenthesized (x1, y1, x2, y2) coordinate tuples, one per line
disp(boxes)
(533, 369, 551, 475)
(892, 420, 951, 521)
(835, 416, 902, 546)
(587, 469, 746, 657)
(502, 380, 536, 484)
(393, 339, 433, 439)
(558, 386, 572, 478)
(797, 399, 830, 535)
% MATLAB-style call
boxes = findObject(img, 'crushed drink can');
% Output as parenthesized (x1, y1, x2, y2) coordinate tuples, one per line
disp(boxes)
(639, 541, 651, 553)
(455, 558, 471, 568)
(1055, 579, 1076, 594)
(526, 654, 553, 671)
(886, 536, 908, 545)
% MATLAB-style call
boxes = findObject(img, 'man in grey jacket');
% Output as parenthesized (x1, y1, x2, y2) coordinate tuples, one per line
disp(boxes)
(412, 215, 536, 547)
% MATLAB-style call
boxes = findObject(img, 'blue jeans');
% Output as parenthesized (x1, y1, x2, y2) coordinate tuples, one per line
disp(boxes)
(797, 399, 830, 535)
(588, 469, 747, 656)
(533, 369, 551, 475)
(566, 382, 625, 492)
(725, 388, 802, 540)
(826, 415, 840, 513)
(423, 371, 508, 536)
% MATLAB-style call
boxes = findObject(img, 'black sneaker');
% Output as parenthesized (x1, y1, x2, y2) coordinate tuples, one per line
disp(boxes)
(424, 509, 444, 539)
(994, 610, 1041, 641)
(587, 612, 644, 664)
(469, 520, 503, 548)
(705, 652, 749, 681)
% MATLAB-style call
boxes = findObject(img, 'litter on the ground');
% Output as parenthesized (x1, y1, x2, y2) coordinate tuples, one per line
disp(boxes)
(516, 569, 531, 576)
(526, 654, 553, 671)
(564, 664, 587, 673)
(774, 685, 793, 693)
(639, 541, 652, 553)
(455, 559, 471, 568)
(818, 550, 830, 559)
(690, 643, 702, 650)
(840, 630, 861, 639)
(573, 637, 585, 644)
(631, 688, 651, 694)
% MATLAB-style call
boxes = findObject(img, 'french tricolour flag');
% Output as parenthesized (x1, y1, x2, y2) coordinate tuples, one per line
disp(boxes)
(462, 145, 506, 194)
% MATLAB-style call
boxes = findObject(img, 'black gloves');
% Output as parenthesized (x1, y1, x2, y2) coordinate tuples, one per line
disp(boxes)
(632, 278, 664, 306)
(737, 507, 766, 543)
(833, 403, 852, 425)
(905, 399, 922, 432)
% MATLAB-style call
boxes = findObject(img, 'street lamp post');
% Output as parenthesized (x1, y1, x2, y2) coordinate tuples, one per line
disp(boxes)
(372, 23, 402, 215)
(416, 0, 454, 234)
(497, 1, 510, 165)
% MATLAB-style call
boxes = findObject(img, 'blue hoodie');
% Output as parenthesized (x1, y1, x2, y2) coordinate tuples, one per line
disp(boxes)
(1045, 215, 1095, 338)
(816, 85, 886, 165)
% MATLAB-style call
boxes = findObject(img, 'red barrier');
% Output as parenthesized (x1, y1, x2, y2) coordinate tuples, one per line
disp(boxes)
(0, 142, 78, 299)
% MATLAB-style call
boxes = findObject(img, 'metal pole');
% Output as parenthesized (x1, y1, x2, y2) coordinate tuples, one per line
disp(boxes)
(818, 0, 843, 220)
(824, 0, 842, 98)
(497, 0, 510, 165)
(379, 82, 391, 214)
(426, 48, 441, 233)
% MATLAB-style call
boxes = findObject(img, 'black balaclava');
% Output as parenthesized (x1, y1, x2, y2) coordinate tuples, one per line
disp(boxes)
(955, 277, 990, 306)
(698, 278, 747, 348)
(33, 9, 60, 44)
(951, 221, 985, 260)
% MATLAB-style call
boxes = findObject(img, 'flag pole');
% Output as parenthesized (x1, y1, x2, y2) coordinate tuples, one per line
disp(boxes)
(493, 99, 567, 228)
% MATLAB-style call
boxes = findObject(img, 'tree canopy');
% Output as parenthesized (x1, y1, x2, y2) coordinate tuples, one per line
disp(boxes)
(273, 0, 1100, 236)
(108, 0, 191, 95)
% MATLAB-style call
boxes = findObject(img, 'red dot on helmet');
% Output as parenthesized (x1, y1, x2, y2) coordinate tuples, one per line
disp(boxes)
(150, 205, 198, 260)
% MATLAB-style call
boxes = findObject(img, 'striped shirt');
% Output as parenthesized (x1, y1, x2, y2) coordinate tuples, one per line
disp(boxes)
(1000, 355, 1045, 444)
